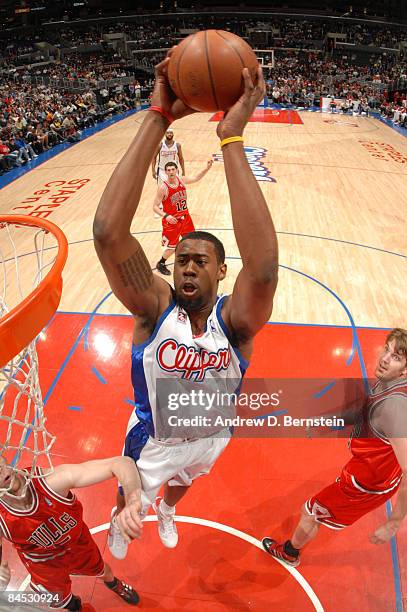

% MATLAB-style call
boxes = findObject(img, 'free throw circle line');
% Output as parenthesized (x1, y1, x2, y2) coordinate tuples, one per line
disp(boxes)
(19, 516, 324, 611)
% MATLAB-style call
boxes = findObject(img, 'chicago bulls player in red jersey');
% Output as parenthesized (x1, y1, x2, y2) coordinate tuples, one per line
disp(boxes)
(0, 456, 142, 609)
(262, 328, 407, 566)
(94, 54, 278, 560)
(154, 159, 213, 276)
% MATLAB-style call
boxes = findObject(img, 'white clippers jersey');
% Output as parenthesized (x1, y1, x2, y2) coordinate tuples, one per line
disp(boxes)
(157, 140, 179, 173)
(128, 296, 248, 440)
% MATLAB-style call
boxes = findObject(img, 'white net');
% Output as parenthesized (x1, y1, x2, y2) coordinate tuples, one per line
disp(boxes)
(0, 219, 64, 489)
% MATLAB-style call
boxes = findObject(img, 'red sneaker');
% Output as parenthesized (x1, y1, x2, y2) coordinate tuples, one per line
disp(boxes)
(261, 538, 300, 567)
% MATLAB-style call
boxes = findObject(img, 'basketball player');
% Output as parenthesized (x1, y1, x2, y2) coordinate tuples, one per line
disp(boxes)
(154, 158, 213, 276)
(93, 55, 277, 557)
(0, 455, 142, 609)
(262, 328, 407, 566)
(152, 129, 185, 218)
(151, 128, 185, 183)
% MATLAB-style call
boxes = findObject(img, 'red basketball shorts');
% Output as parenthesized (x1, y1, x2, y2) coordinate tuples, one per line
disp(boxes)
(162, 213, 195, 249)
(305, 470, 400, 529)
(25, 525, 104, 608)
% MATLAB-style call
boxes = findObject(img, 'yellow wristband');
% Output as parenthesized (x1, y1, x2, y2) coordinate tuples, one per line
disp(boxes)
(220, 136, 244, 148)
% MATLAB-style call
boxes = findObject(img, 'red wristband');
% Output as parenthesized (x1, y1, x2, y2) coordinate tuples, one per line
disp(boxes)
(149, 105, 174, 124)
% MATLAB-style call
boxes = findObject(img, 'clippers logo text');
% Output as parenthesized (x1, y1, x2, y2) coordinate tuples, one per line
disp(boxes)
(157, 339, 231, 381)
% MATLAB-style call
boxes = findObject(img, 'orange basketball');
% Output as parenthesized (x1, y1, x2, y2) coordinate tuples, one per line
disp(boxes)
(167, 30, 259, 112)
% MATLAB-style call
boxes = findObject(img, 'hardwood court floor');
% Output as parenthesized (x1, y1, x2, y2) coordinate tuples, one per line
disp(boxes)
(1, 109, 406, 327)
(0, 109, 406, 611)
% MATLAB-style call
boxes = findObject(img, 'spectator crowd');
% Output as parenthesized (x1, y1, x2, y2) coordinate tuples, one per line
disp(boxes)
(0, 12, 406, 174)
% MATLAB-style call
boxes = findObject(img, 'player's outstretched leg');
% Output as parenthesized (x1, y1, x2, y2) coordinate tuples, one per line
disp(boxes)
(262, 505, 320, 567)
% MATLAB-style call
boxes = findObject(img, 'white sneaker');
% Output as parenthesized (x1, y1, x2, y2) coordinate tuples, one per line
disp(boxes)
(108, 507, 128, 559)
(153, 498, 178, 548)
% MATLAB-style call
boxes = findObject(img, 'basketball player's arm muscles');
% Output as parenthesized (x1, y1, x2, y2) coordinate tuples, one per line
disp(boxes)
(93, 112, 172, 317)
(370, 400, 407, 544)
(153, 184, 167, 217)
(177, 143, 185, 175)
(183, 160, 213, 184)
(220, 69, 278, 347)
(94, 54, 194, 317)
(47, 458, 143, 540)
(46, 457, 141, 497)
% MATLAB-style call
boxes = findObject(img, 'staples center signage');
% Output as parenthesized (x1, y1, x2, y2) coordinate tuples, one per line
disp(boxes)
(12, 179, 91, 219)
(359, 140, 407, 163)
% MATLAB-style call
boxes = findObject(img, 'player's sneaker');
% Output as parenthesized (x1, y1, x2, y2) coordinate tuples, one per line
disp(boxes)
(108, 507, 128, 560)
(261, 538, 300, 567)
(153, 497, 178, 548)
(105, 578, 140, 606)
(156, 261, 171, 276)
(65, 595, 82, 611)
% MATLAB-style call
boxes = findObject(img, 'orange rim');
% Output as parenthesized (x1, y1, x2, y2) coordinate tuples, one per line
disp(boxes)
(0, 215, 68, 368)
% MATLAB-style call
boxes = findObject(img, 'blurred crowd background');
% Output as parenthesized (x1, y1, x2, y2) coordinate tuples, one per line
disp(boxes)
(0, 0, 406, 174)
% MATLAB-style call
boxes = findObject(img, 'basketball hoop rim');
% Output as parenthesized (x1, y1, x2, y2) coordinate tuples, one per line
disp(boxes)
(0, 215, 68, 368)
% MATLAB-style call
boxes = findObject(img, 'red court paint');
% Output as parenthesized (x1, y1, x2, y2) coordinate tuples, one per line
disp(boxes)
(8, 315, 401, 611)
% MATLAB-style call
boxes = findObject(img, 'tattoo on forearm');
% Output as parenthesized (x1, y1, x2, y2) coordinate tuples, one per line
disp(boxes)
(117, 245, 153, 292)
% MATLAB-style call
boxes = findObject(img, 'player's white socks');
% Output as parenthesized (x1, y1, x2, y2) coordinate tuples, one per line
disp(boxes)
(160, 499, 175, 516)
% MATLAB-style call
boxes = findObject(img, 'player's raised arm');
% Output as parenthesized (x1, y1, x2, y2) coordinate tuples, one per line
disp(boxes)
(219, 67, 278, 346)
(183, 159, 213, 184)
(93, 55, 194, 317)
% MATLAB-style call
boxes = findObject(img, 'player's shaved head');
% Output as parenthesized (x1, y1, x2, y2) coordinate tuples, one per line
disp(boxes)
(178, 231, 225, 264)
